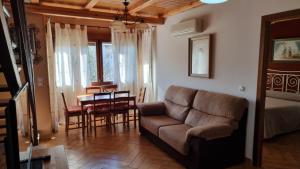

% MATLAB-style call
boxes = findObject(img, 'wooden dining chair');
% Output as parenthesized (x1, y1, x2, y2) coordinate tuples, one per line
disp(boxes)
(86, 81, 113, 94)
(130, 87, 146, 109)
(87, 92, 112, 136)
(61, 92, 86, 136)
(101, 84, 118, 92)
(91, 81, 113, 86)
(91, 81, 101, 86)
(112, 91, 130, 129)
(100, 81, 113, 86)
(129, 87, 146, 127)
(85, 86, 101, 94)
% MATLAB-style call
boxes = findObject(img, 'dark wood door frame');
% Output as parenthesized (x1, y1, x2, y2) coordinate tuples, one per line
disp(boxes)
(253, 8, 300, 166)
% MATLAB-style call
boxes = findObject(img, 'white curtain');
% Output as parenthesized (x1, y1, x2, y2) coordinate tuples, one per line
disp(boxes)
(46, 22, 89, 131)
(46, 19, 58, 132)
(137, 28, 157, 102)
(111, 27, 157, 101)
(111, 30, 138, 94)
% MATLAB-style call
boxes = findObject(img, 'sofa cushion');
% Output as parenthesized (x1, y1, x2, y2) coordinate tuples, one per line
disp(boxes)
(185, 109, 237, 128)
(192, 90, 247, 121)
(165, 85, 197, 107)
(159, 124, 192, 155)
(140, 115, 182, 136)
(164, 100, 190, 122)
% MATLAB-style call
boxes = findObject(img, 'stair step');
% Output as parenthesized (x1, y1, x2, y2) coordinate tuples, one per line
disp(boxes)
(0, 99, 9, 107)
(0, 115, 5, 119)
(0, 118, 6, 128)
(0, 129, 6, 143)
(0, 128, 5, 137)
(0, 109, 5, 119)
(0, 85, 9, 92)
(0, 135, 5, 143)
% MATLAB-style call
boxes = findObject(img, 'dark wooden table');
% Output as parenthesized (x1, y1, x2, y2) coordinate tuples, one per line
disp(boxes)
(77, 93, 136, 136)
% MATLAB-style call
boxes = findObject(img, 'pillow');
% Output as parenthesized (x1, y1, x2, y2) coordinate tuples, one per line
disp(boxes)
(266, 90, 300, 102)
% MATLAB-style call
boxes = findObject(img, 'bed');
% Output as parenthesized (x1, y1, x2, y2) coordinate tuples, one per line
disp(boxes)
(264, 69, 300, 139)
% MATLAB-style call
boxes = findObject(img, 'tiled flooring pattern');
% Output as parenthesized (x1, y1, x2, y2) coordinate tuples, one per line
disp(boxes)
(18, 122, 300, 169)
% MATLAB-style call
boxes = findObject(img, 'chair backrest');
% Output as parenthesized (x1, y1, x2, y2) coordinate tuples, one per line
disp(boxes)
(102, 84, 118, 92)
(86, 86, 101, 94)
(100, 81, 113, 85)
(113, 91, 130, 113)
(91, 81, 101, 86)
(137, 87, 146, 103)
(61, 92, 68, 111)
(91, 81, 113, 86)
(93, 92, 112, 111)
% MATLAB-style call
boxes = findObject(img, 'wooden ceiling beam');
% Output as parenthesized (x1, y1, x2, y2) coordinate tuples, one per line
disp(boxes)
(128, 0, 146, 11)
(85, 0, 101, 9)
(47, 15, 111, 28)
(129, 0, 160, 14)
(40, 2, 160, 18)
(31, 0, 39, 4)
(163, 2, 202, 17)
(40, 2, 84, 10)
(24, 3, 165, 24)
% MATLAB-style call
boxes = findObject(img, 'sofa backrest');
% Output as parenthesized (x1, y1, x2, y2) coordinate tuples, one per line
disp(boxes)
(165, 85, 197, 107)
(164, 85, 197, 121)
(185, 90, 247, 128)
(193, 90, 247, 120)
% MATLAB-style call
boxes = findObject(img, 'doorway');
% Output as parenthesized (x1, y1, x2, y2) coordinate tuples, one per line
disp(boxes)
(253, 9, 300, 167)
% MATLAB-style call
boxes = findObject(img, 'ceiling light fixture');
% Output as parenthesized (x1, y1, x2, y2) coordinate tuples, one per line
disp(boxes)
(111, 0, 149, 31)
(200, 0, 228, 4)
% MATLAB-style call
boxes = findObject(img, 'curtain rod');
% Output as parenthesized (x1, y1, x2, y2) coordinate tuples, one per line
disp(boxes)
(49, 22, 110, 29)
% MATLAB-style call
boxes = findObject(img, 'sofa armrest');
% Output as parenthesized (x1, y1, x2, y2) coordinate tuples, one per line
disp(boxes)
(137, 102, 166, 116)
(186, 124, 234, 141)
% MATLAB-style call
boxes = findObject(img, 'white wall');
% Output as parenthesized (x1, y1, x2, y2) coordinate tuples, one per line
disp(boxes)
(156, 0, 300, 159)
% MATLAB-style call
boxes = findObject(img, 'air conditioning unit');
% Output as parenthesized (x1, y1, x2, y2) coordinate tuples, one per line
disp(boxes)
(171, 19, 202, 37)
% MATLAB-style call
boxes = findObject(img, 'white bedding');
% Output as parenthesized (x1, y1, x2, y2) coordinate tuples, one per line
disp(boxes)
(264, 97, 300, 139)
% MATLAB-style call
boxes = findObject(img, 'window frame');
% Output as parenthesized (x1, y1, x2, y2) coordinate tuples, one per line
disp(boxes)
(88, 40, 112, 83)
(87, 41, 100, 83)
(101, 42, 113, 82)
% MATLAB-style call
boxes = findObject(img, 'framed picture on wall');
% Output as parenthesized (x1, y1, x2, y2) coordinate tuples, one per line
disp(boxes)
(272, 38, 300, 62)
(188, 34, 211, 78)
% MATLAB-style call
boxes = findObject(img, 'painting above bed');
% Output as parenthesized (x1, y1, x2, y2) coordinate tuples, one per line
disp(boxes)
(273, 38, 300, 61)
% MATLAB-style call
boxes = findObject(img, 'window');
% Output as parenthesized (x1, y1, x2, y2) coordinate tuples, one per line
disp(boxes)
(85, 41, 114, 83)
(102, 43, 114, 82)
(87, 42, 98, 83)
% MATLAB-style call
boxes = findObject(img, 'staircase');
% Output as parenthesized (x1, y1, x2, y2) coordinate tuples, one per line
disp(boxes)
(0, 0, 39, 168)
(0, 3, 22, 168)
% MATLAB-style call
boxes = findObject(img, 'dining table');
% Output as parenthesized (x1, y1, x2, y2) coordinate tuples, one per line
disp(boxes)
(77, 93, 136, 137)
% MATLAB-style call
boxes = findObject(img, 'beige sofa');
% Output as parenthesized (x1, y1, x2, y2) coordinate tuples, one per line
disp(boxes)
(137, 85, 247, 169)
